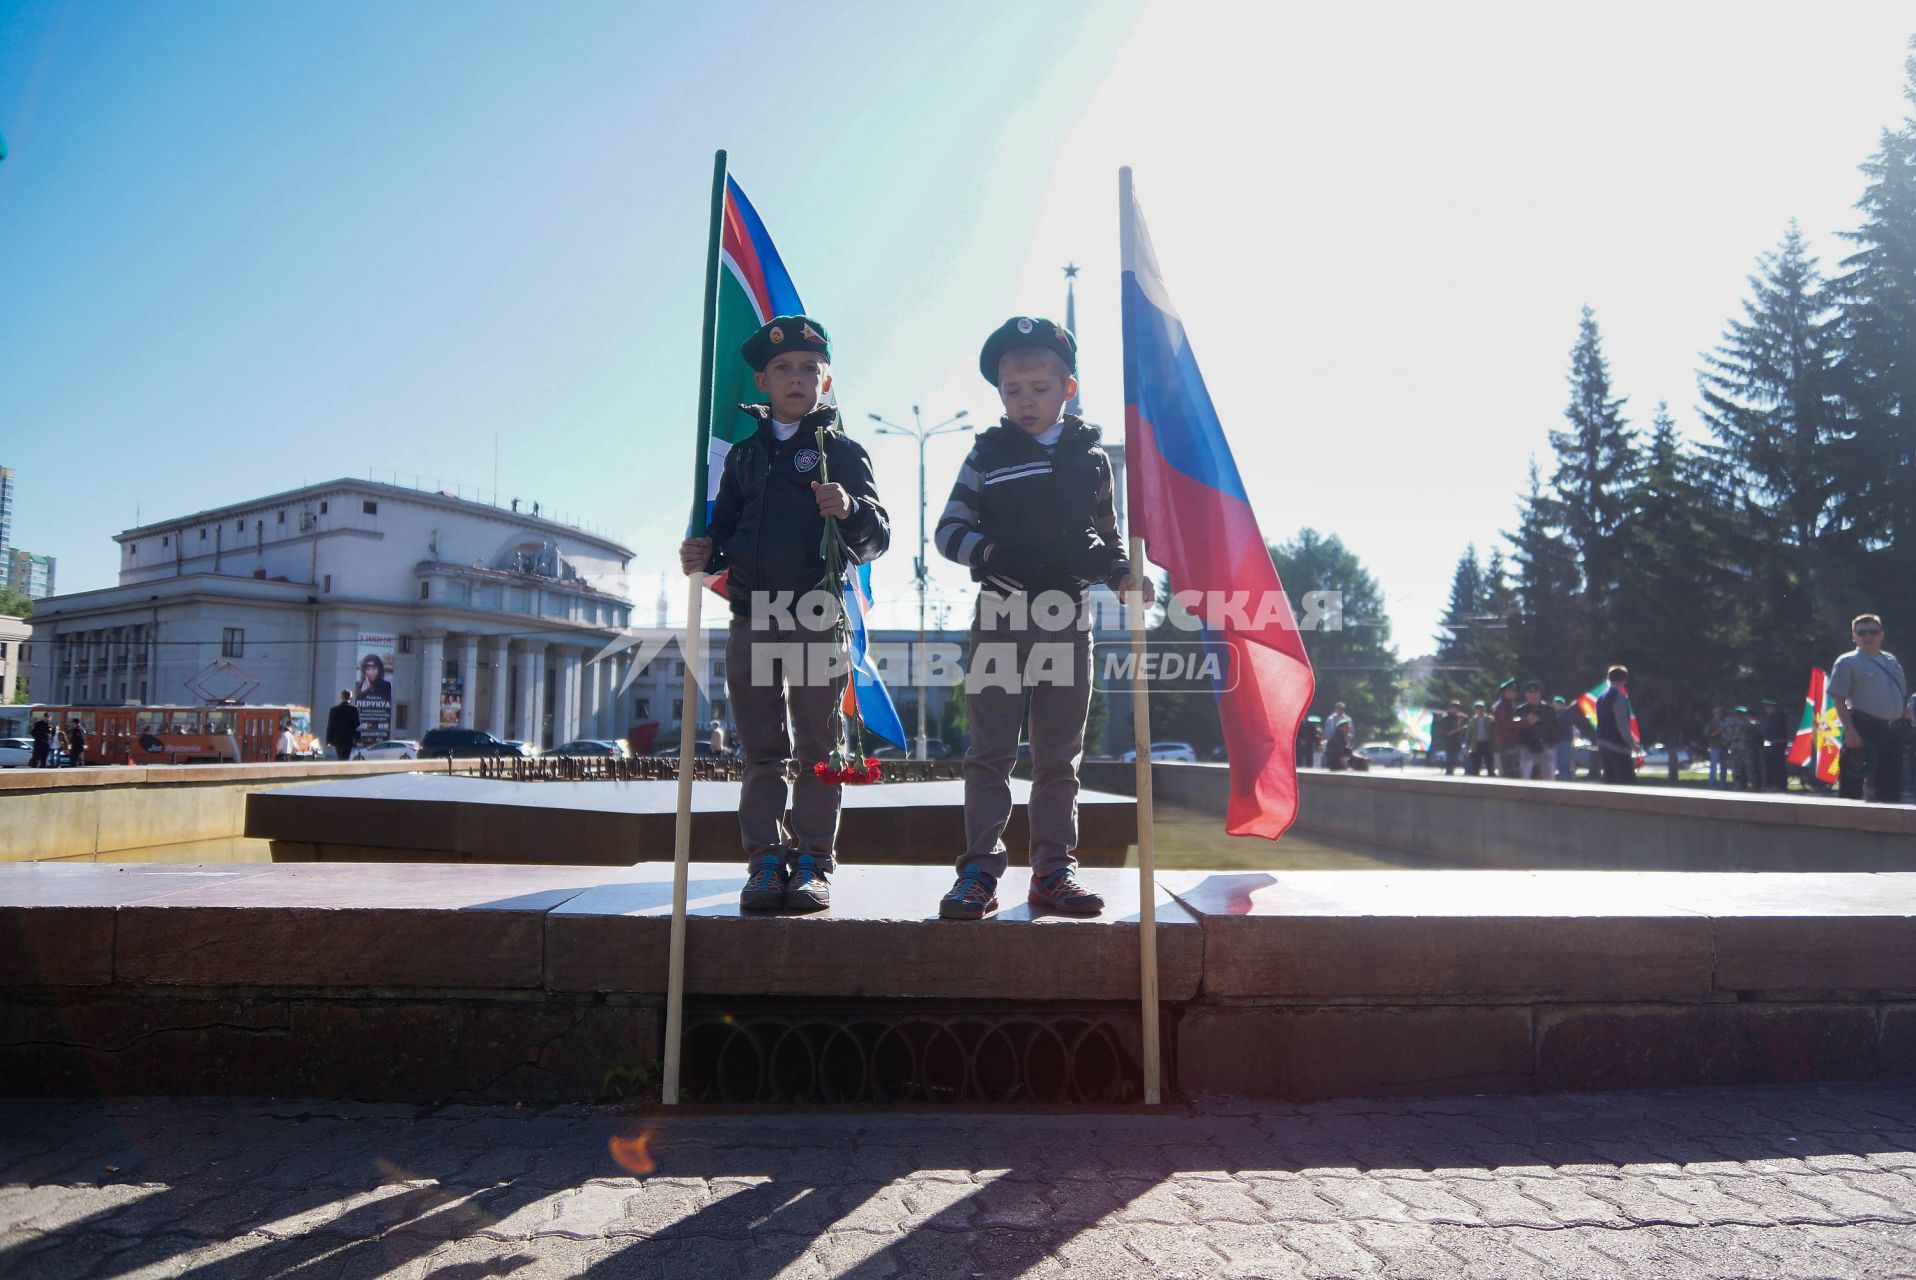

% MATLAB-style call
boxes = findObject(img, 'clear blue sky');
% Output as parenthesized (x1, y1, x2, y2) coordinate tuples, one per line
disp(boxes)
(3, 2, 1912, 652)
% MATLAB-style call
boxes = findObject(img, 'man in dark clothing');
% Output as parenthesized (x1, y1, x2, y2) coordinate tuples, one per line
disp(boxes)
(65, 718, 88, 767)
(1491, 679, 1522, 778)
(325, 691, 360, 761)
(1760, 697, 1791, 791)
(1295, 715, 1322, 769)
(29, 713, 51, 768)
(1435, 702, 1468, 776)
(1465, 701, 1494, 776)
(1595, 665, 1641, 784)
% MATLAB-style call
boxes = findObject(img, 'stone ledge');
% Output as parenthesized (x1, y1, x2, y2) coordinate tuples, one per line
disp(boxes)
(1160, 869, 1916, 1002)
(545, 864, 1202, 1002)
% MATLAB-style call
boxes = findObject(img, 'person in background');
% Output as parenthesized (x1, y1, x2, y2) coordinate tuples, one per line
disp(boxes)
(1491, 679, 1522, 778)
(1324, 716, 1354, 771)
(1760, 697, 1790, 792)
(1436, 701, 1468, 776)
(325, 690, 360, 762)
(1296, 715, 1322, 769)
(1704, 707, 1729, 790)
(1465, 700, 1494, 776)
(1324, 702, 1353, 752)
(1830, 613, 1912, 804)
(1552, 695, 1582, 782)
(29, 712, 51, 768)
(65, 717, 88, 768)
(275, 720, 298, 762)
(709, 720, 728, 757)
(1729, 706, 1763, 791)
(1515, 681, 1558, 780)
(1594, 665, 1641, 785)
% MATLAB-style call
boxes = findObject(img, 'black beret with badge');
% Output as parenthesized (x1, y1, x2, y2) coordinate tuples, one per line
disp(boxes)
(978, 315, 1078, 384)
(741, 314, 831, 371)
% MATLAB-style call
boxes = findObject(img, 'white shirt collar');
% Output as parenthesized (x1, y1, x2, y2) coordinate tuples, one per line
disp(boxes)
(771, 418, 802, 442)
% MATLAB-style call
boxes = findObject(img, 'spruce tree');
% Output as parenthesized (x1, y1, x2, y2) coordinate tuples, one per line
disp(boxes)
(1549, 308, 1639, 651)
(1614, 406, 1736, 747)
(1426, 546, 1485, 707)
(1699, 223, 1855, 684)
(1508, 461, 1585, 695)
(1700, 222, 1850, 551)
(1833, 37, 1916, 629)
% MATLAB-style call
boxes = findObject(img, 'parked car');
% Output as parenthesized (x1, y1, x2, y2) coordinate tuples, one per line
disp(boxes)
(351, 739, 420, 761)
(1355, 742, 1410, 769)
(552, 739, 631, 758)
(0, 737, 32, 767)
(418, 728, 525, 759)
(649, 740, 715, 758)
(1119, 741, 1199, 763)
(1639, 745, 1692, 769)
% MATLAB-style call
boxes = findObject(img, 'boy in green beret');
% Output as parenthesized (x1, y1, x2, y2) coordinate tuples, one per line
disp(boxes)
(932, 316, 1150, 920)
(679, 315, 890, 913)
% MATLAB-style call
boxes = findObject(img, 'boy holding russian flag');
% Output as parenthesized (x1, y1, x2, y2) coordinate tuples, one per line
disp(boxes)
(933, 316, 1149, 920)
(678, 316, 890, 913)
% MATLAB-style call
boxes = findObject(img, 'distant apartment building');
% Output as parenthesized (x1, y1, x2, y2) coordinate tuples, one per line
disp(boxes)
(0, 466, 13, 558)
(8, 550, 54, 600)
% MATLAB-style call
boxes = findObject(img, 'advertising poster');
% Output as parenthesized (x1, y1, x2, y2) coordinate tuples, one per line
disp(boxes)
(354, 632, 396, 745)
(440, 677, 463, 728)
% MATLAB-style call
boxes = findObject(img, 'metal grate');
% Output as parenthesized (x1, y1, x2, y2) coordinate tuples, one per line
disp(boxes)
(678, 1004, 1168, 1105)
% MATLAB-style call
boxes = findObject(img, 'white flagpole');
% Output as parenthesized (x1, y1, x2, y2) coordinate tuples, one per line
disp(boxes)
(1120, 165, 1162, 1106)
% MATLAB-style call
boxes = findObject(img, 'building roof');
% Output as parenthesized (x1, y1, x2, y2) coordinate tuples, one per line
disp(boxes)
(114, 477, 633, 559)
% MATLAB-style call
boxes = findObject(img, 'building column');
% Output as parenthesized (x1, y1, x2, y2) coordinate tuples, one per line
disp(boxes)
(597, 651, 620, 739)
(584, 648, 605, 740)
(519, 640, 546, 747)
(487, 639, 510, 740)
(418, 632, 446, 735)
(458, 635, 479, 729)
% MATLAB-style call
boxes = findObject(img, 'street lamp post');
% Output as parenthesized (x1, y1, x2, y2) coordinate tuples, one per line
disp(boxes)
(869, 406, 971, 759)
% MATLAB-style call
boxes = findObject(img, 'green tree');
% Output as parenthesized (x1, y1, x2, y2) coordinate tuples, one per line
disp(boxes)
(1699, 223, 1860, 690)
(1424, 545, 1485, 708)
(1613, 405, 1741, 748)
(0, 585, 32, 619)
(1268, 528, 1402, 742)
(1507, 461, 1586, 696)
(1549, 308, 1639, 653)
(1833, 37, 1916, 628)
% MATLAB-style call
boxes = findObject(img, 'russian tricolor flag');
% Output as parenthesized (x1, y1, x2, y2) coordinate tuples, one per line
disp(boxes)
(1120, 169, 1315, 838)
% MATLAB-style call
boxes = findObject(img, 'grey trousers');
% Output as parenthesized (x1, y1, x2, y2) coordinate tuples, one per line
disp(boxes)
(960, 593, 1093, 880)
(726, 613, 846, 869)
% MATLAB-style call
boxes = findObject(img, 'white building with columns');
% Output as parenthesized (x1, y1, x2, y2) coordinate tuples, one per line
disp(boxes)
(27, 479, 644, 748)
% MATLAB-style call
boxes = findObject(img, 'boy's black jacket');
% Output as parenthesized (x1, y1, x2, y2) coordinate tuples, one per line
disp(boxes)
(704, 404, 890, 613)
(935, 415, 1129, 596)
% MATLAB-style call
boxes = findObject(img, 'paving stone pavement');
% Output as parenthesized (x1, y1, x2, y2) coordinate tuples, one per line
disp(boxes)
(5, 1084, 1916, 1278)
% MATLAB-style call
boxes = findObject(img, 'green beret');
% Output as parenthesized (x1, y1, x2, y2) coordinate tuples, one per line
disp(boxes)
(1733, 705, 1749, 714)
(1498, 678, 1517, 691)
(1522, 679, 1542, 691)
(979, 315, 1077, 384)
(741, 314, 831, 371)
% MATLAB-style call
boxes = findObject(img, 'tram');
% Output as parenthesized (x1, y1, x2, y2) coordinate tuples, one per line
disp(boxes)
(27, 704, 320, 765)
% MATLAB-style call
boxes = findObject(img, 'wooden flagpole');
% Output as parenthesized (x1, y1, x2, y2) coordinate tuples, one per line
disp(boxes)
(1127, 535, 1161, 1106)
(663, 149, 729, 1106)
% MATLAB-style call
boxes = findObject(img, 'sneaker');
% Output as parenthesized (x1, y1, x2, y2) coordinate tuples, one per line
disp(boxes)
(939, 866, 999, 920)
(1029, 867, 1104, 916)
(739, 853, 788, 912)
(784, 854, 831, 913)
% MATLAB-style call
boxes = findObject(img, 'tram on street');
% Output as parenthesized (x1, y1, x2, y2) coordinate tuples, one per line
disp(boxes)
(26, 704, 320, 766)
